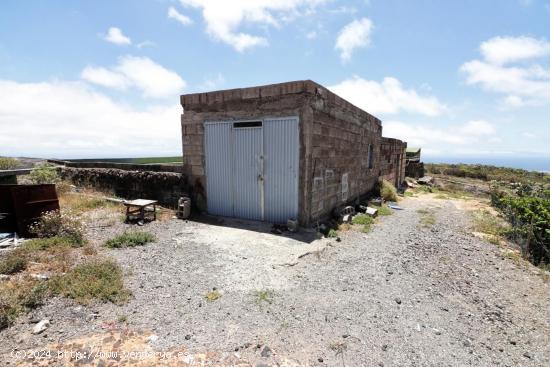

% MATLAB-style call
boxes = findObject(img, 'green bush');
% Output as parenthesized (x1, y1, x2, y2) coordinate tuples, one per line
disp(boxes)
(105, 231, 155, 248)
(380, 179, 398, 202)
(491, 190, 549, 265)
(28, 163, 60, 184)
(29, 210, 85, 246)
(0, 250, 28, 275)
(49, 259, 130, 304)
(0, 157, 19, 170)
(352, 214, 374, 225)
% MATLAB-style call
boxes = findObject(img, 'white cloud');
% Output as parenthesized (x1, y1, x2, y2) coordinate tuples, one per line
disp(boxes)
(0, 80, 181, 158)
(329, 76, 446, 116)
(179, 0, 326, 52)
(335, 18, 373, 62)
(81, 66, 129, 90)
(168, 6, 193, 26)
(104, 27, 132, 45)
(480, 36, 550, 65)
(460, 120, 496, 136)
(198, 73, 226, 91)
(306, 31, 318, 40)
(461, 36, 550, 106)
(383, 120, 497, 149)
(81, 56, 186, 98)
(522, 132, 536, 138)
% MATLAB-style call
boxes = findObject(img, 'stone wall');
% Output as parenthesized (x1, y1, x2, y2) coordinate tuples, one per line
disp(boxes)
(58, 167, 191, 208)
(49, 160, 183, 173)
(380, 137, 407, 188)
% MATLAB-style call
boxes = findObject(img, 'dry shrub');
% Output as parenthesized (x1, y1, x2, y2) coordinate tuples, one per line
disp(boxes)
(380, 179, 398, 202)
(29, 210, 85, 246)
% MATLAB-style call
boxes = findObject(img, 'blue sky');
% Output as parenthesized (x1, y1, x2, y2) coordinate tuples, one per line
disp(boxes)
(1, 0, 549, 169)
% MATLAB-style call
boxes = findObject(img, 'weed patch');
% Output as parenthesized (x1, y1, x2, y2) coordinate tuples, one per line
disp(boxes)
(327, 229, 338, 238)
(0, 278, 45, 330)
(205, 290, 221, 302)
(377, 206, 392, 216)
(49, 259, 130, 304)
(105, 231, 155, 248)
(254, 290, 273, 304)
(0, 250, 28, 275)
(418, 209, 436, 227)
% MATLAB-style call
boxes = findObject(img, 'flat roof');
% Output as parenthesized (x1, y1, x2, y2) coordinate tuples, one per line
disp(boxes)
(180, 79, 382, 127)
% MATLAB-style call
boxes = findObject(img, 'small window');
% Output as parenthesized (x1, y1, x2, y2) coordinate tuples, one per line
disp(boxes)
(368, 144, 374, 169)
(233, 121, 262, 128)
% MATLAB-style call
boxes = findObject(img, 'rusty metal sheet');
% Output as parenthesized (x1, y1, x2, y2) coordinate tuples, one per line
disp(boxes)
(0, 184, 59, 237)
(0, 185, 17, 233)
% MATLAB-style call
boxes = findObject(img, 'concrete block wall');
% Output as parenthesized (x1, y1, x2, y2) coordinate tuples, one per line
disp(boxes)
(181, 80, 395, 225)
(307, 93, 382, 222)
(380, 137, 407, 188)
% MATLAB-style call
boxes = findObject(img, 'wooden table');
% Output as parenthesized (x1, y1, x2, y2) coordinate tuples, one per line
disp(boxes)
(123, 199, 158, 223)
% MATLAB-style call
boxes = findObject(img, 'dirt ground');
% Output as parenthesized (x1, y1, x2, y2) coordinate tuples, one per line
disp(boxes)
(1, 194, 549, 366)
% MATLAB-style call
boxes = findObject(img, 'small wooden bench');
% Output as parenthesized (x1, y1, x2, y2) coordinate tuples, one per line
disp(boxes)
(123, 199, 158, 224)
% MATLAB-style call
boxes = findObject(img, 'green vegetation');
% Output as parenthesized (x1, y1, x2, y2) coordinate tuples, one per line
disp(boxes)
(49, 259, 130, 304)
(28, 163, 60, 184)
(0, 157, 20, 170)
(105, 231, 156, 248)
(0, 250, 28, 275)
(24, 236, 81, 251)
(68, 156, 183, 164)
(327, 229, 339, 238)
(254, 290, 273, 304)
(491, 188, 549, 265)
(29, 210, 85, 246)
(426, 163, 549, 185)
(205, 290, 221, 301)
(352, 214, 375, 233)
(0, 278, 46, 330)
(380, 179, 398, 202)
(377, 206, 392, 216)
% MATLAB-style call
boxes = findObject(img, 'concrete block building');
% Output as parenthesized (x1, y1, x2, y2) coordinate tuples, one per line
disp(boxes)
(180, 80, 406, 225)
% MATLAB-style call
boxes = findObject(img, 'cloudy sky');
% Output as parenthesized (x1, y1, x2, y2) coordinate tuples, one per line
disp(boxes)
(1, 0, 549, 166)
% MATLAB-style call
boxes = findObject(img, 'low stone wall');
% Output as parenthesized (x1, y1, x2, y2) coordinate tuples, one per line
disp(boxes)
(49, 159, 183, 173)
(58, 167, 191, 208)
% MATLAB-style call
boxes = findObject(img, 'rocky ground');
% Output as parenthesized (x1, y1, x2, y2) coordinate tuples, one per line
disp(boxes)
(1, 194, 549, 366)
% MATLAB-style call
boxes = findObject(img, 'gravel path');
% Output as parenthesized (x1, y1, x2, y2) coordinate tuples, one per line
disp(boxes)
(1, 195, 549, 366)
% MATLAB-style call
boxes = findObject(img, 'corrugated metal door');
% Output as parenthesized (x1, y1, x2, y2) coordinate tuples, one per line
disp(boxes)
(233, 126, 263, 220)
(204, 117, 299, 223)
(204, 123, 233, 217)
(263, 118, 299, 222)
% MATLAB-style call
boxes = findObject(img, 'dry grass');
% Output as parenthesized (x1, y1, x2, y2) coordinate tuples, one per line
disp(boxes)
(0, 278, 46, 330)
(205, 290, 221, 302)
(59, 192, 118, 215)
(418, 209, 436, 227)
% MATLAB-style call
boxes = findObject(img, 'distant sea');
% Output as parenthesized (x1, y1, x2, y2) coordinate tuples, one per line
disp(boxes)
(423, 156, 550, 173)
